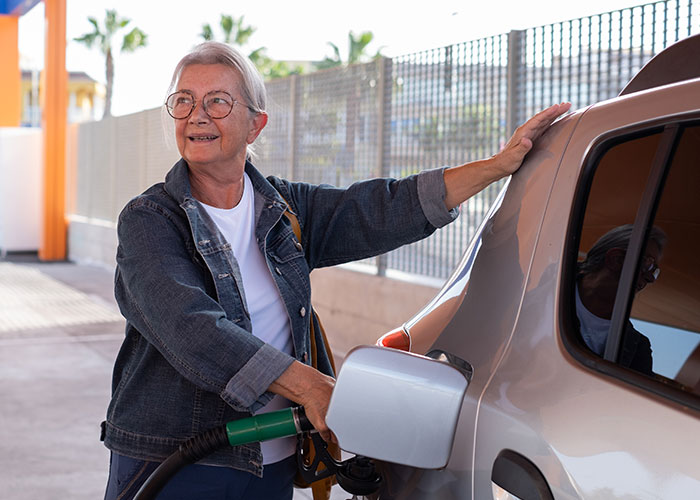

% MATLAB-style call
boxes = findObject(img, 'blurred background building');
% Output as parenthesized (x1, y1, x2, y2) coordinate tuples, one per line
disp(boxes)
(20, 69, 105, 126)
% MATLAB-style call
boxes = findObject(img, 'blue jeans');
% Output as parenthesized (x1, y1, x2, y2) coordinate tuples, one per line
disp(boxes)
(104, 452, 296, 500)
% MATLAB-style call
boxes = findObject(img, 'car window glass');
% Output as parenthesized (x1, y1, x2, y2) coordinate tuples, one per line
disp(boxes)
(628, 125, 700, 393)
(574, 124, 700, 402)
(575, 132, 662, 373)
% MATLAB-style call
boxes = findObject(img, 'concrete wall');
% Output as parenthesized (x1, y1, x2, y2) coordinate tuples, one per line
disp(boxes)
(310, 266, 440, 361)
(67, 218, 117, 269)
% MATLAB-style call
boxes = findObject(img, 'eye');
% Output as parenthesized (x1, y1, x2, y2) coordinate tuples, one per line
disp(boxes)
(206, 93, 232, 106)
(168, 93, 192, 107)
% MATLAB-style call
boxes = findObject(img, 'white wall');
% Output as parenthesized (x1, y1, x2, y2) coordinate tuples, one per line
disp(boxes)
(0, 127, 42, 255)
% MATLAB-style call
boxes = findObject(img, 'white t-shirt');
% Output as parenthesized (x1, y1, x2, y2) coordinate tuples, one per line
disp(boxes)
(575, 285, 611, 356)
(201, 173, 296, 465)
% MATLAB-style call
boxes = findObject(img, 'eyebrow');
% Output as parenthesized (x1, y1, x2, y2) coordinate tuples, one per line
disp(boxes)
(176, 89, 231, 95)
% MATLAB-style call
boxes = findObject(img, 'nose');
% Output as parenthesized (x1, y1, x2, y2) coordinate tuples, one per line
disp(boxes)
(188, 101, 210, 123)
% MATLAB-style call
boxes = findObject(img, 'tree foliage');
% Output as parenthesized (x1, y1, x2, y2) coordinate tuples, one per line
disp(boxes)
(73, 9, 147, 119)
(200, 14, 303, 80)
(315, 31, 383, 70)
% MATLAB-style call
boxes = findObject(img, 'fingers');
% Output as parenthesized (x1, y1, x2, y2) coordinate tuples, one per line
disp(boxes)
(521, 102, 571, 137)
(488, 102, 571, 178)
(305, 399, 336, 443)
(268, 361, 336, 442)
(298, 371, 336, 442)
(509, 102, 571, 152)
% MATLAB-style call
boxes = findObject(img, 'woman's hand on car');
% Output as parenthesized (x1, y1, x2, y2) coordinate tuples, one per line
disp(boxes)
(443, 102, 571, 210)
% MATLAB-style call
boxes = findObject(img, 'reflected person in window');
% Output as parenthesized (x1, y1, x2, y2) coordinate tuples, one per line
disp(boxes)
(576, 224, 666, 375)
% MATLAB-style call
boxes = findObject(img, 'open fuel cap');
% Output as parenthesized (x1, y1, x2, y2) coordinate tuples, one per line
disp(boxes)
(326, 345, 469, 469)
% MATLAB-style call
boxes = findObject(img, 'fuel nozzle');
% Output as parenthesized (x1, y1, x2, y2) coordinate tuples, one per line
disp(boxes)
(299, 431, 382, 497)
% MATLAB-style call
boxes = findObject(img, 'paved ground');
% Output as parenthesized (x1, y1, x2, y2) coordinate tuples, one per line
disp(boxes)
(0, 254, 348, 499)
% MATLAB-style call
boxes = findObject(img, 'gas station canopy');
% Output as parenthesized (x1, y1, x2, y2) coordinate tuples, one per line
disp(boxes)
(0, 0, 41, 15)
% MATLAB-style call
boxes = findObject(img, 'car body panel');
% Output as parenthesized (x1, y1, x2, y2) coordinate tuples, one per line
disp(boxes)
(377, 77, 700, 499)
(475, 77, 700, 499)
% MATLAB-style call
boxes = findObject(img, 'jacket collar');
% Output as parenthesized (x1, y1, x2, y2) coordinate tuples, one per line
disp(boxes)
(163, 158, 286, 209)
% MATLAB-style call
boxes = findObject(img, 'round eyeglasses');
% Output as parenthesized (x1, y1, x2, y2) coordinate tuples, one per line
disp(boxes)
(642, 255, 660, 280)
(165, 90, 253, 119)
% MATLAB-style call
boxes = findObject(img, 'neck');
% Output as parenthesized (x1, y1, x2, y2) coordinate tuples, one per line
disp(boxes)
(189, 163, 246, 209)
(577, 275, 615, 319)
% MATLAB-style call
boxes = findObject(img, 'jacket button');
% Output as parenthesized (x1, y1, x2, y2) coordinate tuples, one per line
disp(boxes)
(299, 307, 306, 317)
(275, 267, 282, 275)
(302, 352, 308, 362)
(294, 241, 303, 251)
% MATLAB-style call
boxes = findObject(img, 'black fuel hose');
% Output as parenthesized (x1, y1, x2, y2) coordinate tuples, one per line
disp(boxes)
(133, 407, 312, 500)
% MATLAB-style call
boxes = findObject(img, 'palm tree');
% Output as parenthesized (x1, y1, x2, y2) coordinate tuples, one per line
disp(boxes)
(200, 14, 302, 80)
(73, 9, 147, 119)
(201, 14, 254, 46)
(315, 31, 383, 70)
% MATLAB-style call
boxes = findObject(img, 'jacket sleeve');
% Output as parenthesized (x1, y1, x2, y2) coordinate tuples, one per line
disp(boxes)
(630, 330, 654, 376)
(273, 167, 458, 270)
(114, 198, 295, 412)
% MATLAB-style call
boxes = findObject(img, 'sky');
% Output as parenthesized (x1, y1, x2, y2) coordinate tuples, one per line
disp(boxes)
(18, 0, 647, 116)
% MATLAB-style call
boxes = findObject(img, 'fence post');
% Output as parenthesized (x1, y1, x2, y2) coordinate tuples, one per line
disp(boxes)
(507, 30, 526, 135)
(287, 75, 298, 181)
(376, 56, 392, 277)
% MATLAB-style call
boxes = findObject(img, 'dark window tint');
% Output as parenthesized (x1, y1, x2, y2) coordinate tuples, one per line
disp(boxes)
(628, 126, 700, 393)
(575, 132, 661, 375)
(573, 123, 700, 402)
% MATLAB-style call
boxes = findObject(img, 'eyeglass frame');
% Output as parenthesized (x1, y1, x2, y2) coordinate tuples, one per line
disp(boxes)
(164, 89, 257, 120)
(641, 254, 661, 280)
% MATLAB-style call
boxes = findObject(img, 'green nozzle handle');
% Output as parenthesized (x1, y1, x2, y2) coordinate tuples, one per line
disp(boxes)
(226, 407, 314, 447)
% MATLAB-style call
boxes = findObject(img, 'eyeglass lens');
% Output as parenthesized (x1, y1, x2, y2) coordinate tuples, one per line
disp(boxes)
(642, 255, 660, 280)
(166, 91, 234, 119)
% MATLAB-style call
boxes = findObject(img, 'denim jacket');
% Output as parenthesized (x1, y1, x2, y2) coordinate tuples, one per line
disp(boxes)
(103, 158, 457, 475)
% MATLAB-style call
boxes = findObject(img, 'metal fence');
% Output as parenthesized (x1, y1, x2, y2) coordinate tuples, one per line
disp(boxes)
(252, 0, 698, 281)
(72, 0, 699, 281)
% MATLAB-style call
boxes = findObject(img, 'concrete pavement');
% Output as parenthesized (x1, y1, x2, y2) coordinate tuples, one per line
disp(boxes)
(0, 254, 348, 499)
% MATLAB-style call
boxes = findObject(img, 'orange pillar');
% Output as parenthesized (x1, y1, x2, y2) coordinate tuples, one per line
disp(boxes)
(40, 0, 67, 260)
(0, 15, 21, 127)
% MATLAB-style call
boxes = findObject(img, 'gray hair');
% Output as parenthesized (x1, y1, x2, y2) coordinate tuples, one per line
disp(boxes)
(168, 41, 266, 113)
(578, 224, 668, 276)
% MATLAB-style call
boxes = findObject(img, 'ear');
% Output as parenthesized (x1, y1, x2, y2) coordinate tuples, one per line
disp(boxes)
(605, 248, 626, 272)
(247, 112, 268, 144)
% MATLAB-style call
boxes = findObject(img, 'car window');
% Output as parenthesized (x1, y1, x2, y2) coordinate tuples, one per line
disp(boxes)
(569, 121, 700, 406)
(627, 125, 700, 392)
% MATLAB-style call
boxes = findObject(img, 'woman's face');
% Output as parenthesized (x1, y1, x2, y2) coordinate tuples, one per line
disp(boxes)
(173, 63, 266, 175)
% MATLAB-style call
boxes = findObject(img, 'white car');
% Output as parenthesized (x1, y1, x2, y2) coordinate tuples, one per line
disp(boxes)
(329, 33, 700, 499)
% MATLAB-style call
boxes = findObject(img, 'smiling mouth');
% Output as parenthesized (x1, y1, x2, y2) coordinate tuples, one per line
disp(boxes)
(189, 135, 218, 141)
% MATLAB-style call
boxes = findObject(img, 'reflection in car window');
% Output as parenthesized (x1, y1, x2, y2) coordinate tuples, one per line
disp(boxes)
(574, 124, 700, 399)
(575, 224, 664, 375)
(628, 125, 700, 393)
(575, 132, 661, 375)
(632, 320, 700, 380)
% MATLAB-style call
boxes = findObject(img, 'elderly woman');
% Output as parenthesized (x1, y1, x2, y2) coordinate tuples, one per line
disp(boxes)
(102, 41, 569, 499)
(576, 224, 666, 375)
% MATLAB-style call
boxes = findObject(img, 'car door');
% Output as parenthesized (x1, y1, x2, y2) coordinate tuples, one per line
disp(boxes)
(476, 77, 700, 499)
